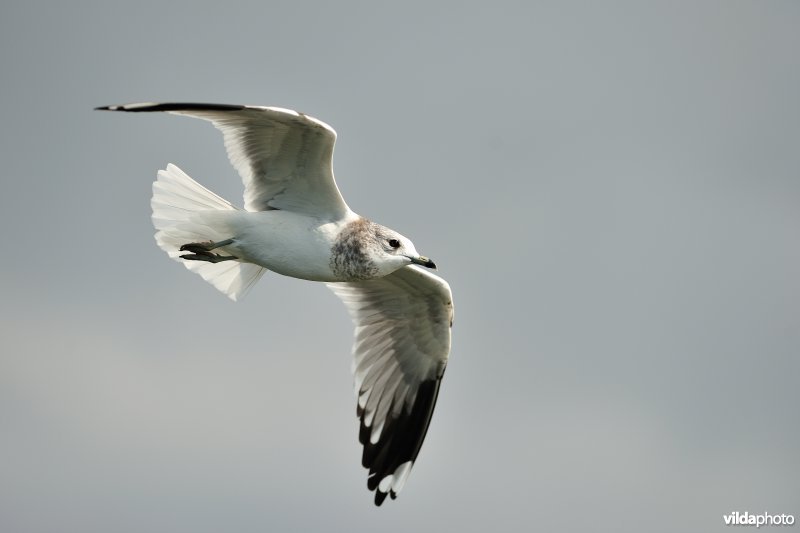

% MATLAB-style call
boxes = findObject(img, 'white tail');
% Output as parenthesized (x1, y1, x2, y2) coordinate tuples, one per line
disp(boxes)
(151, 163, 266, 301)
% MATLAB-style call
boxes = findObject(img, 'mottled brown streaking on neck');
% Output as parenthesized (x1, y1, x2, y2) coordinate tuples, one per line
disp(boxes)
(330, 217, 380, 280)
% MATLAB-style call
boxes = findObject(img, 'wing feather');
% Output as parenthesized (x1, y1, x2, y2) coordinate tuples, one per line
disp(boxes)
(96, 102, 350, 218)
(328, 265, 454, 505)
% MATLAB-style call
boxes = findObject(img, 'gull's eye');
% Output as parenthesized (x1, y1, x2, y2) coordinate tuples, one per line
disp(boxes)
(388, 239, 401, 249)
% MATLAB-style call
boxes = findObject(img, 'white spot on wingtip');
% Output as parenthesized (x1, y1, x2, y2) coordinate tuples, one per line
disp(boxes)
(378, 475, 394, 493)
(391, 461, 413, 494)
(120, 102, 158, 110)
(375, 462, 413, 498)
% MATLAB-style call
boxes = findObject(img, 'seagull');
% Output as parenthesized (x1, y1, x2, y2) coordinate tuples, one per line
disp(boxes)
(96, 103, 454, 505)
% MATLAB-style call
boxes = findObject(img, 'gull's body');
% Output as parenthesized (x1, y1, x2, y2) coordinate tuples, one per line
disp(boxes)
(202, 208, 355, 281)
(98, 103, 454, 505)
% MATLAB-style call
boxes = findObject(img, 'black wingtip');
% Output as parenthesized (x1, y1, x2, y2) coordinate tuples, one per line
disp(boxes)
(93, 102, 248, 113)
(359, 377, 444, 506)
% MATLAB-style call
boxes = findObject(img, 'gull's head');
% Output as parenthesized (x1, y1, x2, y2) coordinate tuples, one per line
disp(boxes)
(371, 226, 437, 274)
(330, 218, 437, 281)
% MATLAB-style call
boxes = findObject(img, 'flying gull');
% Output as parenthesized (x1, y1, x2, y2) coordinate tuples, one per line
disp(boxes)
(96, 102, 454, 505)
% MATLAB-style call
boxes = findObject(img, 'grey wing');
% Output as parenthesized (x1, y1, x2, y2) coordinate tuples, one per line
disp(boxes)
(327, 265, 454, 505)
(97, 102, 350, 218)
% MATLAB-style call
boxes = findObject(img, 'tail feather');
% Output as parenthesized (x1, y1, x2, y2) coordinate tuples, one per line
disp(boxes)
(151, 163, 266, 301)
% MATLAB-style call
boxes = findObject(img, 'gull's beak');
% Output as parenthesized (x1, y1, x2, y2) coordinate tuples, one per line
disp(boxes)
(408, 255, 437, 270)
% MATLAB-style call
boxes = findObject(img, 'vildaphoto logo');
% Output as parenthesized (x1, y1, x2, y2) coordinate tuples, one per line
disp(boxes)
(723, 511, 795, 528)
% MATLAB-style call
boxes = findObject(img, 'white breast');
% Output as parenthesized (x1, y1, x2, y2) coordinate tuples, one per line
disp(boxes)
(223, 210, 356, 282)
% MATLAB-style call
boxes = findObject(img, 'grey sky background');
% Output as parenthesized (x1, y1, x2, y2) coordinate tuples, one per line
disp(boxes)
(1, 1, 798, 532)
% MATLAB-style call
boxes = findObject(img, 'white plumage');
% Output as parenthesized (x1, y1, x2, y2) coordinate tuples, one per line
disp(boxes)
(151, 164, 266, 300)
(98, 102, 454, 505)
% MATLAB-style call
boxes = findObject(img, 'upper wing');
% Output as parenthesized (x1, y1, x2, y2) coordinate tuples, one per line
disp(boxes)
(97, 102, 351, 218)
(327, 265, 454, 505)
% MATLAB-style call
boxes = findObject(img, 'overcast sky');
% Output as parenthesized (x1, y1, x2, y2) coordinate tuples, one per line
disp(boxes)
(1, 1, 798, 532)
